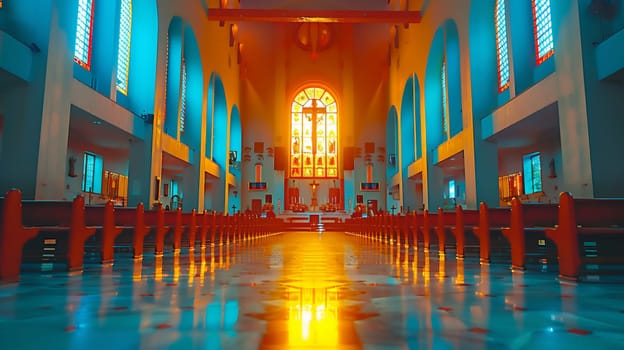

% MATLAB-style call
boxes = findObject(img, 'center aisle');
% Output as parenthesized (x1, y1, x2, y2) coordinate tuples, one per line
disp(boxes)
(1, 232, 623, 349)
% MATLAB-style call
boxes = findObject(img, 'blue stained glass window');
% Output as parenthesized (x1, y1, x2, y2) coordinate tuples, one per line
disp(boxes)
(116, 0, 132, 94)
(533, 0, 554, 64)
(180, 60, 187, 133)
(449, 179, 456, 199)
(523, 152, 542, 194)
(74, 0, 95, 70)
(495, 0, 510, 92)
(441, 60, 449, 138)
(82, 152, 103, 194)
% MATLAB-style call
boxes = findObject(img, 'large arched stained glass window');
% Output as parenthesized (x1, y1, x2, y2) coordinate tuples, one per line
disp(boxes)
(290, 87, 338, 178)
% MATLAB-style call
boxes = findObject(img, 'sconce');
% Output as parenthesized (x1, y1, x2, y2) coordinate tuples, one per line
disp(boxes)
(548, 158, 557, 178)
(68, 156, 77, 178)
(237, 43, 243, 64)
(229, 150, 238, 165)
(229, 24, 238, 47)
(154, 176, 161, 201)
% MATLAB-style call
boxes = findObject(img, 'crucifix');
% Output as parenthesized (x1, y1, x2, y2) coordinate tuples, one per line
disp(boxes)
(302, 99, 326, 175)
(309, 180, 320, 210)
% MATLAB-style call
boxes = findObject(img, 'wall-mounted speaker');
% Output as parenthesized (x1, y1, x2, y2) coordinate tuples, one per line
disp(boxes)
(343, 147, 354, 170)
(254, 142, 264, 153)
(274, 146, 286, 170)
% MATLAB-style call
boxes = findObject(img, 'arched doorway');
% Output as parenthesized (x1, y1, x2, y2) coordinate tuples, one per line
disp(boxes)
(286, 86, 341, 212)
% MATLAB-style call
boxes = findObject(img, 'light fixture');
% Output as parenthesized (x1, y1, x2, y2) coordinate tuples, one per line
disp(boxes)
(229, 24, 238, 47)
(229, 150, 238, 165)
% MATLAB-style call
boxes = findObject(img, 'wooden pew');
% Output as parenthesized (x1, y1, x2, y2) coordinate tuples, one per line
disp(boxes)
(472, 203, 511, 263)
(422, 209, 436, 252)
(182, 210, 200, 250)
(85, 201, 122, 264)
(501, 198, 558, 270)
(144, 206, 170, 256)
(435, 208, 454, 255)
(450, 206, 480, 259)
(21, 195, 96, 271)
(113, 204, 150, 259)
(408, 212, 423, 249)
(0, 189, 39, 282)
(195, 210, 209, 247)
(164, 208, 183, 251)
(546, 192, 624, 280)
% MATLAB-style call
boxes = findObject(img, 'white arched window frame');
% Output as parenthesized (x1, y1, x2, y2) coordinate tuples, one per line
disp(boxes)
(116, 0, 132, 94)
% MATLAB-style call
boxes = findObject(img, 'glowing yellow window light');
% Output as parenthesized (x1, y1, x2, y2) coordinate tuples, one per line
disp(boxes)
(290, 86, 338, 178)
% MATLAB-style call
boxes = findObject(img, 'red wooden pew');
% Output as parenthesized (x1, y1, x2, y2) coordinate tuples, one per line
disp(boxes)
(472, 203, 511, 263)
(21, 195, 97, 272)
(85, 201, 122, 264)
(144, 206, 170, 256)
(0, 189, 39, 282)
(435, 208, 455, 255)
(501, 198, 558, 270)
(422, 209, 436, 253)
(113, 204, 150, 259)
(181, 210, 200, 250)
(164, 209, 183, 251)
(450, 206, 480, 259)
(546, 192, 624, 280)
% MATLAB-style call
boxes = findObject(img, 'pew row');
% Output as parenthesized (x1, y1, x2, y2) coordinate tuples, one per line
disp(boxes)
(546, 192, 624, 280)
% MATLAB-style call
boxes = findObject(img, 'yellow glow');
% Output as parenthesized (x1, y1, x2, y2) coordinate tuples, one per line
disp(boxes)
(173, 255, 180, 283)
(437, 255, 446, 282)
(200, 249, 207, 286)
(287, 287, 339, 346)
(456, 260, 465, 285)
(132, 260, 142, 282)
(210, 246, 216, 282)
(188, 251, 196, 286)
(155, 256, 163, 282)
(258, 234, 353, 348)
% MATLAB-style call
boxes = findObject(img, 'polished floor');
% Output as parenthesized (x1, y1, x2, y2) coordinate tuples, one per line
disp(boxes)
(1, 232, 624, 349)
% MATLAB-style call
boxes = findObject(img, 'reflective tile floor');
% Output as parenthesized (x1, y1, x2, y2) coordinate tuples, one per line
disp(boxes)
(1, 232, 624, 349)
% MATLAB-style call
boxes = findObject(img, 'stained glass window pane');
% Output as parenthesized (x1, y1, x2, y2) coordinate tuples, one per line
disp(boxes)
(116, 0, 132, 94)
(523, 152, 542, 194)
(441, 60, 449, 137)
(82, 152, 103, 194)
(290, 87, 338, 178)
(180, 60, 187, 133)
(495, 0, 510, 92)
(74, 0, 94, 70)
(533, 0, 554, 64)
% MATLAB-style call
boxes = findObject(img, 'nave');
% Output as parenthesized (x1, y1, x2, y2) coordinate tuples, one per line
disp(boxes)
(1, 232, 623, 350)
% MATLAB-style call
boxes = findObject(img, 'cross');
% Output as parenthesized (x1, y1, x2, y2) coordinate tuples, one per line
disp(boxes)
(302, 99, 326, 171)
(309, 180, 320, 208)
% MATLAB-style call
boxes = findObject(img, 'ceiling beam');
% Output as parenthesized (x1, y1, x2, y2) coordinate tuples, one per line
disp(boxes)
(206, 8, 422, 24)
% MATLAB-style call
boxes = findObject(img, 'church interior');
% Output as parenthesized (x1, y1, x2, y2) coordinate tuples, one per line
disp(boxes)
(1, 0, 624, 348)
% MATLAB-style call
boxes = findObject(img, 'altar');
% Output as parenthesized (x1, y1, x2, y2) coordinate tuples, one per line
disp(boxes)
(279, 210, 349, 226)
(286, 179, 343, 212)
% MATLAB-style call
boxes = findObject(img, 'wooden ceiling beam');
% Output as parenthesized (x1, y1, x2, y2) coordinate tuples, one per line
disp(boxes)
(206, 8, 421, 24)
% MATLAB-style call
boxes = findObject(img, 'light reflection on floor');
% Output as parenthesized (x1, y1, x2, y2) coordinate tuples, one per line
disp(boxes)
(1, 232, 624, 349)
